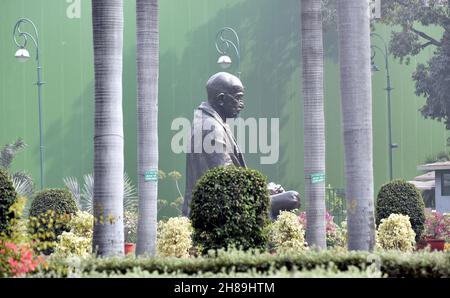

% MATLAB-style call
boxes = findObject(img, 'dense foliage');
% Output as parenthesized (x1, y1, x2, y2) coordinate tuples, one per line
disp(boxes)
(381, 0, 450, 133)
(34, 248, 450, 278)
(190, 166, 270, 253)
(53, 211, 94, 258)
(0, 169, 18, 237)
(30, 188, 78, 217)
(376, 214, 416, 252)
(270, 211, 307, 253)
(29, 189, 78, 254)
(376, 180, 426, 241)
(157, 217, 193, 258)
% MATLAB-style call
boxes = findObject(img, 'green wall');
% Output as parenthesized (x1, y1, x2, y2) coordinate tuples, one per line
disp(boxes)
(0, 0, 448, 217)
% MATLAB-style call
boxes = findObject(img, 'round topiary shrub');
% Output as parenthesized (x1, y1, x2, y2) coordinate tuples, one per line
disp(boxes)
(29, 188, 78, 254)
(190, 166, 271, 253)
(376, 180, 425, 241)
(30, 188, 78, 217)
(376, 213, 416, 252)
(0, 169, 18, 237)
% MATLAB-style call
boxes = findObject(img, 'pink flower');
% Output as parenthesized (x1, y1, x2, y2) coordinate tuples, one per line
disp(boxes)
(298, 211, 339, 236)
(423, 210, 450, 240)
(5, 242, 18, 253)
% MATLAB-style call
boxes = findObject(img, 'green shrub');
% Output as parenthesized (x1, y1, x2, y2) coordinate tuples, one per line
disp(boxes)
(52, 263, 385, 278)
(190, 166, 270, 253)
(0, 169, 18, 237)
(376, 180, 425, 241)
(2, 197, 29, 244)
(36, 248, 450, 278)
(270, 211, 307, 253)
(29, 188, 78, 254)
(53, 211, 94, 258)
(376, 214, 416, 252)
(30, 188, 78, 217)
(157, 217, 193, 258)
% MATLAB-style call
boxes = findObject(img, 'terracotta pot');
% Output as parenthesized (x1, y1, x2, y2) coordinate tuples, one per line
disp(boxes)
(124, 243, 135, 255)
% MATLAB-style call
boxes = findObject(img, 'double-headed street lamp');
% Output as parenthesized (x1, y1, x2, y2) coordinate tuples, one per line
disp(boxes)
(215, 27, 241, 78)
(13, 18, 45, 190)
(371, 32, 398, 182)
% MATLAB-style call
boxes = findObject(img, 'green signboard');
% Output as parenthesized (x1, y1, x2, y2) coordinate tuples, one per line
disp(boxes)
(144, 169, 158, 182)
(311, 172, 325, 184)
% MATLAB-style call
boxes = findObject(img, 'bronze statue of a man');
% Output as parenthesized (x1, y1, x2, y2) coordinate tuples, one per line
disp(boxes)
(183, 72, 300, 219)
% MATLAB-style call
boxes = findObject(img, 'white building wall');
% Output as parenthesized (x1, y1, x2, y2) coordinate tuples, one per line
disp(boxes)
(435, 171, 450, 213)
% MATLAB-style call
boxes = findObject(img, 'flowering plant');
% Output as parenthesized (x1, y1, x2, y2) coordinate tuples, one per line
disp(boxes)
(0, 240, 46, 277)
(422, 210, 450, 241)
(53, 211, 93, 258)
(124, 211, 138, 243)
(376, 214, 416, 252)
(271, 211, 307, 253)
(157, 217, 193, 258)
(298, 211, 345, 248)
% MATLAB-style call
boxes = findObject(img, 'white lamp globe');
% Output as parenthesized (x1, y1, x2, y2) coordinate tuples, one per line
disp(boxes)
(217, 55, 232, 69)
(15, 48, 30, 62)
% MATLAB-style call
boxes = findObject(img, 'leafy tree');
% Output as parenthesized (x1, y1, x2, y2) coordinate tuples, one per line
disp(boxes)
(380, 0, 450, 131)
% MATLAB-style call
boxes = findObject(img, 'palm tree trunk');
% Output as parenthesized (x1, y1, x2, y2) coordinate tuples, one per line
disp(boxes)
(91, 0, 125, 257)
(136, 0, 159, 256)
(337, 0, 376, 251)
(302, 0, 327, 250)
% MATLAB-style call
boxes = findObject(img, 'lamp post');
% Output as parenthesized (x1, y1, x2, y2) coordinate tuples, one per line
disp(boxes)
(371, 32, 398, 181)
(13, 18, 45, 190)
(215, 27, 241, 78)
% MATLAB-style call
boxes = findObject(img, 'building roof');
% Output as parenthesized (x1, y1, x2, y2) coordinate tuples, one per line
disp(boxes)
(414, 171, 435, 181)
(408, 180, 435, 191)
(417, 161, 450, 171)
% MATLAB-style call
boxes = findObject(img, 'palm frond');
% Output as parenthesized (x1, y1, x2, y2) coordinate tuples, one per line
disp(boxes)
(0, 138, 27, 169)
(81, 174, 94, 214)
(124, 172, 138, 212)
(63, 172, 138, 214)
(11, 175, 34, 199)
(63, 176, 81, 209)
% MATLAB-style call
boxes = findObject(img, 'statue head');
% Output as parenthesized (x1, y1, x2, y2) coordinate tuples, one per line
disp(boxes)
(206, 72, 245, 120)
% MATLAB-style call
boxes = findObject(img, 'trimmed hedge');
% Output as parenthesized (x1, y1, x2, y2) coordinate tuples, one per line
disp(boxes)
(0, 169, 18, 237)
(376, 180, 425, 241)
(29, 188, 78, 254)
(30, 188, 78, 217)
(39, 249, 450, 278)
(190, 166, 270, 253)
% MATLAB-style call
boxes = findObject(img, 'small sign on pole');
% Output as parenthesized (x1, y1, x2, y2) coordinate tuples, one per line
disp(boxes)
(311, 172, 326, 184)
(144, 169, 158, 182)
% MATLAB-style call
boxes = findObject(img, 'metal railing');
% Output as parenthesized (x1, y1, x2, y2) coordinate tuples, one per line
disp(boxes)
(325, 186, 346, 226)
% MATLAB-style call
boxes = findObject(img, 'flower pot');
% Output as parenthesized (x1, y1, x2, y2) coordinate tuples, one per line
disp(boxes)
(416, 240, 427, 251)
(426, 239, 445, 251)
(417, 239, 445, 251)
(124, 243, 135, 255)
